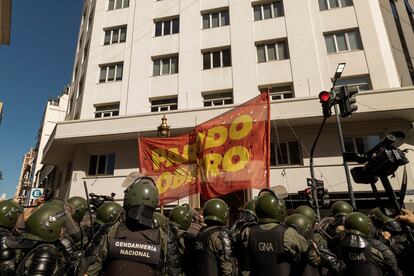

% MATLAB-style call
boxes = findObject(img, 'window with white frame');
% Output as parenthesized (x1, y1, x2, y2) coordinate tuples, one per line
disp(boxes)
(202, 9, 230, 29)
(108, 0, 129, 10)
(253, 1, 284, 21)
(104, 26, 127, 45)
(334, 75, 371, 91)
(153, 56, 179, 76)
(88, 154, 116, 176)
(203, 91, 233, 107)
(150, 97, 178, 112)
(155, 18, 179, 36)
(319, 0, 353, 11)
(203, 48, 231, 69)
(324, 30, 362, 53)
(94, 103, 120, 118)
(99, 62, 123, 83)
(256, 40, 289, 63)
(344, 135, 380, 155)
(270, 141, 301, 166)
(260, 84, 294, 100)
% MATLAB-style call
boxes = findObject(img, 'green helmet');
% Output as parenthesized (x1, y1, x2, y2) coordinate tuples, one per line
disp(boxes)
(96, 202, 124, 225)
(169, 205, 192, 230)
(0, 200, 23, 229)
(43, 198, 65, 209)
(123, 177, 159, 211)
(67, 196, 88, 223)
(284, 214, 313, 238)
(345, 212, 371, 238)
(153, 212, 168, 229)
(294, 205, 316, 225)
(255, 193, 286, 223)
(243, 199, 257, 217)
(203, 198, 229, 225)
(24, 204, 66, 242)
(331, 201, 353, 217)
(369, 207, 394, 225)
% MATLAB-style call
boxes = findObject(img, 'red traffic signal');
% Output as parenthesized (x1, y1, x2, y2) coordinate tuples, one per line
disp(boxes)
(319, 91, 331, 103)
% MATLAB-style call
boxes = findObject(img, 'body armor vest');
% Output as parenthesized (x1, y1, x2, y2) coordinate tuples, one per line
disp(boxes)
(342, 244, 383, 276)
(193, 226, 224, 276)
(105, 223, 162, 276)
(248, 224, 292, 276)
(0, 228, 16, 275)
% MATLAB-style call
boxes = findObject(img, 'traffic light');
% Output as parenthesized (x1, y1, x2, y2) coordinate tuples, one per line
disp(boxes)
(334, 86, 358, 118)
(318, 91, 333, 118)
(298, 187, 314, 206)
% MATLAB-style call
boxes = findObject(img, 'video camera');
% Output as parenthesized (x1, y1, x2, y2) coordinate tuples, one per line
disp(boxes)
(89, 192, 116, 211)
(343, 131, 409, 184)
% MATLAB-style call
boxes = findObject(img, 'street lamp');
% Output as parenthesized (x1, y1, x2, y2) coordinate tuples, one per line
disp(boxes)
(333, 63, 346, 81)
(157, 115, 171, 138)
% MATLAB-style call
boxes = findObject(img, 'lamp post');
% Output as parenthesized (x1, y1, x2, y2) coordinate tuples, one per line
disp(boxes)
(157, 115, 170, 214)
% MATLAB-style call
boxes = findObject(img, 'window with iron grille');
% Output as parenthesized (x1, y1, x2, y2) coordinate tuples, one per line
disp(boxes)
(155, 18, 179, 36)
(203, 91, 233, 107)
(108, 0, 129, 10)
(256, 40, 289, 63)
(104, 26, 127, 45)
(324, 29, 362, 53)
(318, 0, 353, 11)
(151, 97, 178, 112)
(94, 103, 120, 118)
(334, 75, 371, 91)
(203, 48, 231, 69)
(260, 85, 294, 100)
(253, 1, 284, 21)
(88, 154, 116, 176)
(153, 56, 179, 76)
(270, 141, 301, 166)
(202, 9, 230, 29)
(99, 62, 123, 83)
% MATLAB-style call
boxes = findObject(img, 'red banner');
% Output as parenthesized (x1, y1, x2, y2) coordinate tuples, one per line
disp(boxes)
(139, 93, 270, 204)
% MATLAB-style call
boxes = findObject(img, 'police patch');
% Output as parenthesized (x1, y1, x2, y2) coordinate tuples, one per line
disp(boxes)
(109, 238, 161, 265)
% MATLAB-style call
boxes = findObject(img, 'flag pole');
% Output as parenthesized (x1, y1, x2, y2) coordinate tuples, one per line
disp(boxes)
(266, 88, 271, 189)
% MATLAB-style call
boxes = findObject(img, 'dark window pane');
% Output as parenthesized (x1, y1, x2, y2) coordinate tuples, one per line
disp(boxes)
(155, 22, 162, 36)
(288, 142, 301, 164)
(212, 51, 221, 67)
(104, 30, 111, 45)
(344, 137, 354, 153)
(257, 45, 266, 63)
(222, 49, 231, 67)
(88, 155, 98, 175)
(270, 143, 276, 166)
(97, 155, 107, 174)
(170, 57, 178, 74)
(221, 10, 229, 26)
(116, 64, 123, 80)
(211, 13, 219, 28)
(263, 4, 272, 19)
(99, 67, 107, 82)
(204, 101, 212, 107)
(107, 65, 115, 81)
(277, 143, 288, 165)
(202, 14, 210, 29)
(153, 60, 161, 76)
(342, 0, 353, 6)
(120, 27, 127, 42)
(112, 29, 119, 43)
(151, 107, 158, 112)
(112, 110, 119, 116)
(115, 0, 122, 9)
(267, 44, 276, 61)
(254, 6, 262, 21)
(348, 31, 361, 50)
(107, 154, 115, 175)
(355, 137, 366, 154)
(224, 98, 233, 105)
(325, 35, 336, 53)
(203, 53, 211, 69)
(172, 19, 179, 34)
(170, 104, 178, 110)
(164, 21, 171, 35)
(273, 1, 284, 17)
(336, 33, 347, 51)
(329, 0, 339, 8)
(108, 0, 115, 10)
(162, 58, 170, 74)
(277, 42, 288, 59)
(123, 0, 129, 8)
(319, 0, 328, 10)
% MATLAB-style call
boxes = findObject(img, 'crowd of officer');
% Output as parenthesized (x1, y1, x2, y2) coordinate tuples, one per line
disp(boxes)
(1, 173, 414, 275)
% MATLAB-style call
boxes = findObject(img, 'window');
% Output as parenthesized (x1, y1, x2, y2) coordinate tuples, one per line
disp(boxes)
(104, 26, 127, 45)
(82, 41, 89, 63)
(155, 18, 179, 36)
(87, 11, 94, 31)
(256, 41, 288, 63)
(77, 76, 85, 98)
(324, 30, 362, 53)
(99, 63, 123, 83)
(253, 1, 284, 21)
(334, 76, 371, 91)
(95, 103, 120, 118)
(150, 97, 178, 112)
(202, 9, 230, 29)
(203, 91, 233, 107)
(153, 56, 179, 76)
(261, 84, 294, 100)
(203, 48, 231, 69)
(270, 141, 301, 166)
(319, 0, 353, 11)
(88, 154, 116, 176)
(108, 0, 129, 10)
(344, 135, 380, 155)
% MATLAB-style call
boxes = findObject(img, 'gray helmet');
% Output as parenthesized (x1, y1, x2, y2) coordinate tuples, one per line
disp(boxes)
(123, 176, 159, 211)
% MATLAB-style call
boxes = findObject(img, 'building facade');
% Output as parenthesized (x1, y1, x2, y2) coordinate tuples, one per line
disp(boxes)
(43, 0, 414, 211)
(14, 148, 36, 204)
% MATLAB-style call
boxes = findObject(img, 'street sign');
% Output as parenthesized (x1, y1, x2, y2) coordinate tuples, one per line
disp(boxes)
(30, 188, 44, 201)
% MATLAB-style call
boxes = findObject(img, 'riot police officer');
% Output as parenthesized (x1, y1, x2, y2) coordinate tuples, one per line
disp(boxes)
(230, 199, 258, 241)
(85, 174, 172, 276)
(240, 190, 318, 276)
(192, 198, 237, 276)
(0, 200, 23, 275)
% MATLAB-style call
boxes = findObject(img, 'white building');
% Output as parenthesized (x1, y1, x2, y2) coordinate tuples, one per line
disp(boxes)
(43, 0, 414, 212)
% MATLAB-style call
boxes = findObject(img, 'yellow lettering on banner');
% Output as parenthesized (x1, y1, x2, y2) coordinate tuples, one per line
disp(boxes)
(204, 153, 223, 177)
(205, 126, 228, 149)
(156, 172, 173, 194)
(152, 149, 167, 171)
(166, 147, 184, 167)
(184, 144, 198, 162)
(222, 146, 250, 172)
(229, 115, 253, 140)
(172, 166, 195, 189)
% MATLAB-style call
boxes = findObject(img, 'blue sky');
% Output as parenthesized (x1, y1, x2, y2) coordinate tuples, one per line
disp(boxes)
(0, 0, 83, 198)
